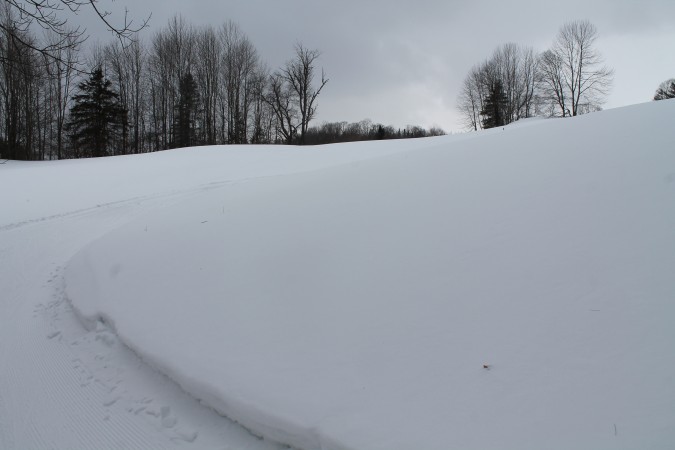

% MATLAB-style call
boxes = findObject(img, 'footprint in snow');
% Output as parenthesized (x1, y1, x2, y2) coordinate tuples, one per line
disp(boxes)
(175, 428, 198, 443)
(47, 330, 61, 339)
(160, 406, 177, 428)
(103, 394, 121, 407)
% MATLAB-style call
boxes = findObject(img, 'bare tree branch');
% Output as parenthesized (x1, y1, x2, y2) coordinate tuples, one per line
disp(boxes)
(2, 0, 149, 70)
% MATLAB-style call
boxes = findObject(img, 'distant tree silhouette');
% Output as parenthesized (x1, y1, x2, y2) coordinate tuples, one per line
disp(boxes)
(302, 120, 445, 145)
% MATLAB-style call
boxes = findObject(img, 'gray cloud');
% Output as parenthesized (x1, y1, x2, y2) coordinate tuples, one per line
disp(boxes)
(88, 0, 675, 131)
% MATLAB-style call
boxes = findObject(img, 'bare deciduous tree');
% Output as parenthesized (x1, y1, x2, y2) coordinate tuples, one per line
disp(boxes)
(148, 15, 195, 149)
(516, 46, 538, 118)
(1, 5, 50, 160)
(281, 43, 328, 144)
(44, 31, 78, 159)
(539, 20, 613, 117)
(219, 21, 261, 144)
(248, 65, 271, 144)
(194, 26, 220, 145)
(104, 39, 146, 154)
(537, 49, 567, 116)
(457, 64, 484, 131)
(264, 71, 298, 145)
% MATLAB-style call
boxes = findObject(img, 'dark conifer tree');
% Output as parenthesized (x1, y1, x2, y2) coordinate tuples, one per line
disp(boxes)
(174, 72, 200, 148)
(67, 67, 127, 158)
(376, 125, 385, 140)
(481, 80, 509, 129)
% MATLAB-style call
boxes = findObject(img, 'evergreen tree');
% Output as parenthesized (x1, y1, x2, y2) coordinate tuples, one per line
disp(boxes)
(174, 72, 200, 148)
(67, 67, 127, 158)
(653, 79, 675, 101)
(481, 80, 509, 129)
(376, 125, 385, 140)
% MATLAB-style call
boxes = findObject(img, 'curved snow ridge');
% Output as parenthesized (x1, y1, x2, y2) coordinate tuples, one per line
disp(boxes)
(64, 101, 675, 450)
(64, 283, 327, 450)
(64, 249, 337, 450)
(59, 135, 466, 450)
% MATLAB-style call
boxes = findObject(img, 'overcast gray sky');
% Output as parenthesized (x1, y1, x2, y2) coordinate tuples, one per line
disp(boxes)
(88, 0, 675, 132)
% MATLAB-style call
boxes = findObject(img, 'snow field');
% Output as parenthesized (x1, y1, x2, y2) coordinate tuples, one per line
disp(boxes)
(65, 100, 675, 449)
(2, 138, 427, 449)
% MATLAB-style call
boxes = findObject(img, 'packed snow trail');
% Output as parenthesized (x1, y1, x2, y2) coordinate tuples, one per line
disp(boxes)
(66, 100, 675, 450)
(0, 142, 427, 449)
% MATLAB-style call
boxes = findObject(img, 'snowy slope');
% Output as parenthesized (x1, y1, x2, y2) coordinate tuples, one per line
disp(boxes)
(1, 140, 429, 229)
(0, 140, 428, 449)
(64, 100, 675, 450)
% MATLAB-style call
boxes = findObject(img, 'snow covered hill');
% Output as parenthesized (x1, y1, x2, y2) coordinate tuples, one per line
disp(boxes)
(2, 100, 674, 450)
(0, 138, 429, 449)
(64, 100, 675, 449)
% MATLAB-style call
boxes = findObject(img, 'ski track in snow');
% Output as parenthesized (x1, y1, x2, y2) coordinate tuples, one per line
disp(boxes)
(0, 179, 234, 232)
(0, 184, 287, 449)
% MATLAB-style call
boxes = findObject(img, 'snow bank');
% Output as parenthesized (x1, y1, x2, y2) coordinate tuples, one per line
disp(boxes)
(65, 101, 675, 450)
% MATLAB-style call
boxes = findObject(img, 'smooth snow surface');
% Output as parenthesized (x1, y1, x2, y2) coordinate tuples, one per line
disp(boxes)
(3, 101, 674, 450)
(62, 101, 675, 450)
(0, 141, 423, 449)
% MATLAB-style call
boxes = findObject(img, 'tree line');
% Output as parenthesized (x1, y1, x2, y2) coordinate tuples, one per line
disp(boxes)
(0, 8, 338, 160)
(3, 3, 671, 161)
(458, 20, 615, 130)
(303, 120, 445, 145)
(0, 5, 444, 161)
